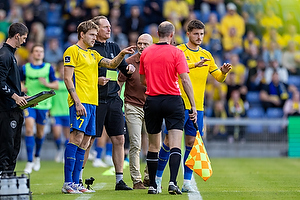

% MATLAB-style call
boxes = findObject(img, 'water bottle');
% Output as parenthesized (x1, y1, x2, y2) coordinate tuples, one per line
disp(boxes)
(7, 177, 18, 200)
(0, 177, 9, 200)
(17, 175, 29, 200)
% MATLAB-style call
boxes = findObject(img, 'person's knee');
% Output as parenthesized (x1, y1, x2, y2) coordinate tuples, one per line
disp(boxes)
(111, 135, 124, 146)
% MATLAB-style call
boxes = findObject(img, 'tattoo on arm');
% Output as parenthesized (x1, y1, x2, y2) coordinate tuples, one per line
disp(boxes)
(68, 88, 75, 93)
(99, 58, 110, 68)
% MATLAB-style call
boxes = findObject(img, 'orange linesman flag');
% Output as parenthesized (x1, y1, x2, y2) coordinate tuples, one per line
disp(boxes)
(185, 118, 212, 181)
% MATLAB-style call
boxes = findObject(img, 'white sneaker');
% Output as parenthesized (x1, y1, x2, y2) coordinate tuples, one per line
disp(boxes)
(55, 149, 63, 163)
(155, 177, 162, 194)
(61, 182, 82, 194)
(88, 150, 97, 161)
(104, 155, 114, 167)
(33, 157, 40, 171)
(181, 182, 196, 193)
(24, 162, 34, 174)
(76, 183, 95, 193)
(93, 158, 108, 168)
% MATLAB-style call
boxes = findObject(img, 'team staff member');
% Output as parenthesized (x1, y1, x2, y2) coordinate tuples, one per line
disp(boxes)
(140, 21, 197, 195)
(21, 44, 59, 174)
(80, 16, 134, 191)
(0, 22, 29, 174)
(155, 19, 232, 193)
(62, 20, 135, 194)
(118, 33, 153, 189)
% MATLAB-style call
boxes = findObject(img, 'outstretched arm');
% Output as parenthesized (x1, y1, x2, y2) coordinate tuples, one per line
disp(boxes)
(99, 46, 136, 69)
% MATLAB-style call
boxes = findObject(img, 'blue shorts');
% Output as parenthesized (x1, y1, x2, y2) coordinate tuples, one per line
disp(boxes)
(69, 103, 96, 136)
(24, 107, 49, 125)
(52, 116, 70, 127)
(165, 110, 204, 137)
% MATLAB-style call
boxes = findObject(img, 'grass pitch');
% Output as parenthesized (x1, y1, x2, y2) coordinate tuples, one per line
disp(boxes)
(15, 158, 300, 200)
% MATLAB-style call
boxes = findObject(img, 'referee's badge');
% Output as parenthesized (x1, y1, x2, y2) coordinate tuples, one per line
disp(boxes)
(10, 120, 17, 129)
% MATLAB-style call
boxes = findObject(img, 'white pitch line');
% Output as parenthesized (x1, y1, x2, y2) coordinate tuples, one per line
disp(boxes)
(74, 183, 107, 200)
(181, 161, 203, 200)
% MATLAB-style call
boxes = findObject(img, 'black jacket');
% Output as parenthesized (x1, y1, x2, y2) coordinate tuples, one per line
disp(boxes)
(90, 40, 131, 103)
(0, 43, 22, 112)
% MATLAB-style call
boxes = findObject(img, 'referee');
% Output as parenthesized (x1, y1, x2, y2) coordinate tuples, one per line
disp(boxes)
(140, 21, 197, 195)
(0, 22, 29, 174)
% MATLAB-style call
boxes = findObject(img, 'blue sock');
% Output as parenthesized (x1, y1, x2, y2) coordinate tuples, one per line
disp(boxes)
(72, 147, 85, 184)
(64, 143, 78, 183)
(25, 136, 35, 162)
(106, 142, 112, 157)
(95, 146, 103, 159)
(64, 139, 69, 148)
(156, 143, 170, 178)
(55, 138, 61, 150)
(34, 137, 44, 157)
(184, 146, 193, 180)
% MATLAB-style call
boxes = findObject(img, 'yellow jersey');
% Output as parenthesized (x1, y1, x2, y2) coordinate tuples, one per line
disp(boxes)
(63, 45, 103, 107)
(177, 44, 227, 111)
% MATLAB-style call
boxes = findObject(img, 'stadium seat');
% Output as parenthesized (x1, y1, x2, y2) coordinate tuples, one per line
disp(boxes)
(246, 107, 265, 134)
(288, 75, 300, 87)
(266, 108, 284, 134)
(246, 91, 261, 108)
(45, 26, 63, 39)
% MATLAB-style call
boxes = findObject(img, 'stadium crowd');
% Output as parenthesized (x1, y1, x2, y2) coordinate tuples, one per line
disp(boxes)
(1, 1, 299, 141)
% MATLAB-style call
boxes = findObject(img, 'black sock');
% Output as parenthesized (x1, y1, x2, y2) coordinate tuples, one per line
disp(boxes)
(169, 148, 181, 184)
(146, 151, 158, 188)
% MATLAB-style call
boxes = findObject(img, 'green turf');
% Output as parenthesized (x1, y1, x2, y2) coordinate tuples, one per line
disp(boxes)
(14, 158, 300, 200)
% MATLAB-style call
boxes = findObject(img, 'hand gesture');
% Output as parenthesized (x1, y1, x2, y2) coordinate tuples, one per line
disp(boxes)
(121, 46, 136, 55)
(98, 77, 111, 86)
(195, 58, 210, 68)
(38, 77, 47, 86)
(126, 64, 136, 74)
(220, 63, 232, 74)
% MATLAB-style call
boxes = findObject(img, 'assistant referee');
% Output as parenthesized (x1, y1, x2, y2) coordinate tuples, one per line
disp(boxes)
(0, 22, 29, 174)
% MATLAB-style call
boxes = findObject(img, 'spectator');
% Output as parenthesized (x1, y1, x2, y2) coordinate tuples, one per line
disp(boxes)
(27, 22, 45, 44)
(63, 6, 84, 42)
(260, 71, 291, 111)
(0, 9, 10, 38)
(259, 8, 283, 32)
(282, 24, 300, 49)
(262, 28, 285, 50)
(203, 13, 222, 63)
(243, 44, 260, 69)
(283, 91, 300, 118)
(246, 57, 266, 91)
(23, 8, 34, 33)
(163, 0, 189, 25)
(147, 23, 159, 43)
(84, 0, 109, 16)
(27, 0, 48, 27)
(211, 100, 227, 138)
(199, 0, 226, 23)
(143, 0, 164, 25)
(227, 89, 246, 143)
(264, 59, 288, 84)
(229, 53, 246, 85)
(6, 4, 23, 24)
(220, 3, 245, 39)
(44, 38, 63, 65)
(108, 24, 128, 50)
(282, 41, 300, 75)
(206, 77, 227, 108)
(262, 41, 282, 66)
(108, 7, 123, 28)
(243, 30, 260, 55)
(225, 71, 247, 102)
(123, 6, 145, 35)
(241, 0, 263, 36)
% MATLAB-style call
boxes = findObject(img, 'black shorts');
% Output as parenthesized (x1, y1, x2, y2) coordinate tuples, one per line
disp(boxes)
(95, 96, 125, 137)
(144, 95, 185, 134)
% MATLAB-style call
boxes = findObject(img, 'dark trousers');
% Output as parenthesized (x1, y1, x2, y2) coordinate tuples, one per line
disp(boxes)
(0, 110, 24, 173)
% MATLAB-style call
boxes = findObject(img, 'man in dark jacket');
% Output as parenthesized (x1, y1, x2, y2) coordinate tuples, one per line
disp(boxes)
(0, 22, 28, 174)
(80, 16, 135, 191)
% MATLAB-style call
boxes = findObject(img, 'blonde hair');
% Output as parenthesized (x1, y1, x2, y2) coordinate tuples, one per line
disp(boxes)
(77, 20, 99, 40)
